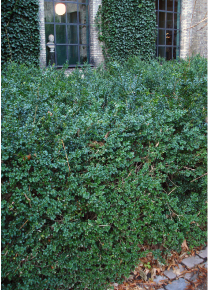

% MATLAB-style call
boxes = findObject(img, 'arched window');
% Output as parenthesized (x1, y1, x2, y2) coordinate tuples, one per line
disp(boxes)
(44, 0, 89, 66)
(156, 0, 181, 60)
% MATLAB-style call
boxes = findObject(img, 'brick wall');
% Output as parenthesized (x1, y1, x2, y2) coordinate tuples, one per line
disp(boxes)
(180, 0, 207, 58)
(89, 0, 104, 66)
(39, 0, 46, 67)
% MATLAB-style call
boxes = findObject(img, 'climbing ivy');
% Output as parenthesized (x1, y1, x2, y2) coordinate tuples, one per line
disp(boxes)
(1, 0, 40, 66)
(96, 0, 156, 62)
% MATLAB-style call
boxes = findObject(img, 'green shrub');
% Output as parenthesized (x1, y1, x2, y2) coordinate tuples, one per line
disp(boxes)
(1, 56, 207, 289)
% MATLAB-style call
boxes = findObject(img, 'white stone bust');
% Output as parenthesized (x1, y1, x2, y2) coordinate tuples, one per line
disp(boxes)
(47, 34, 55, 52)
(48, 34, 54, 43)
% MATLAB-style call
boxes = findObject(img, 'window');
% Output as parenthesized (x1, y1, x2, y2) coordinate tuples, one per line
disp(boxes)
(156, 0, 181, 60)
(44, 0, 89, 66)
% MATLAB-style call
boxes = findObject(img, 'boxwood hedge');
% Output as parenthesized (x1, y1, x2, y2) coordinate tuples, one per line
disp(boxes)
(1, 56, 207, 289)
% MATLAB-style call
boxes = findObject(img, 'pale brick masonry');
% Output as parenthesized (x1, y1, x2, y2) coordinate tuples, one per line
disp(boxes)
(39, 0, 46, 67)
(180, 0, 207, 58)
(89, 0, 104, 66)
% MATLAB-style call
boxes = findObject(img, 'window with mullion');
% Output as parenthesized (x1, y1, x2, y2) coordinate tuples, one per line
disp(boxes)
(155, 0, 180, 60)
(44, 0, 89, 66)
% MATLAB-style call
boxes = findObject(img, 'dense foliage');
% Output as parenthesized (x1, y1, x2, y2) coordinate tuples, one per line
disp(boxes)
(1, 56, 207, 289)
(96, 0, 156, 62)
(1, 0, 40, 65)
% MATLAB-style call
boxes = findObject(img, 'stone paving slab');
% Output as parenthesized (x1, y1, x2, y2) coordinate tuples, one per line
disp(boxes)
(198, 262, 207, 269)
(204, 261, 207, 268)
(182, 255, 203, 268)
(197, 247, 207, 259)
(164, 269, 177, 280)
(153, 275, 166, 284)
(164, 278, 189, 290)
(184, 270, 198, 282)
(173, 264, 185, 277)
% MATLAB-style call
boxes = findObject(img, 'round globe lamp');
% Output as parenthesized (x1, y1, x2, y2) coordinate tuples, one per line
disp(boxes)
(55, 3, 66, 15)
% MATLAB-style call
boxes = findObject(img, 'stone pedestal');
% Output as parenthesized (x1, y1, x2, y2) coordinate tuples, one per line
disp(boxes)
(47, 34, 55, 65)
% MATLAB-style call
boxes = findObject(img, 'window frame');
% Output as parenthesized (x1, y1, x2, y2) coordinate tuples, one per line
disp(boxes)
(44, 0, 90, 67)
(155, 0, 181, 60)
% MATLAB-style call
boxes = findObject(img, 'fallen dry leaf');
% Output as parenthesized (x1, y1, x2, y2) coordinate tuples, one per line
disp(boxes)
(181, 239, 189, 251)
(173, 268, 181, 275)
(167, 262, 176, 271)
(151, 268, 157, 279)
(144, 268, 150, 275)
(26, 154, 31, 160)
(88, 141, 105, 147)
(139, 270, 147, 281)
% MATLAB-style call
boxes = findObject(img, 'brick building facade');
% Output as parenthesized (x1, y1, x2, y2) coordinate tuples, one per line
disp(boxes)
(39, 0, 207, 68)
(180, 0, 207, 59)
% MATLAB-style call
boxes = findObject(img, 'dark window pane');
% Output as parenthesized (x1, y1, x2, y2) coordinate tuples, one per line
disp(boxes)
(166, 30, 172, 45)
(174, 30, 180, 46)
(158, 47, 165, 57)
(79, 25, 87, 44)
(46, 47, 50, 65)
(68, 46, 78, 64)
(174, 13, 180, 29)
(175, 0, 180, 12)
(167, 0, 173, 11)
(56, 25, 66, 43)
(56, 45, 67, 65)
(159, 30, 166, 45)
(166, 47, 172, 60)
(174, 13, 177, 28)
(67, 25, 78, 44)
(44, 2, 53, 22)
(66, 3, 77, 23)
(159, 0, 166, 10)
(174, 30, 176, 45)
(167, 13, 173, 28)
(173, 47, 176, 59)
(45, 24, 54, 43)
(47, 48, 55, 66)
(80, 46, 88, 64)
(79, 4, 88, 24)
(156, 0, 158, 10)
(159, 12, 166, 28)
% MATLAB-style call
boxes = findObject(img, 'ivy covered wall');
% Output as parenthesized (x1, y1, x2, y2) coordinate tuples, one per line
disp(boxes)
(97, 0, 157, 62)
(1, 0, 40, 66)
(1, 0, 156, 66)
